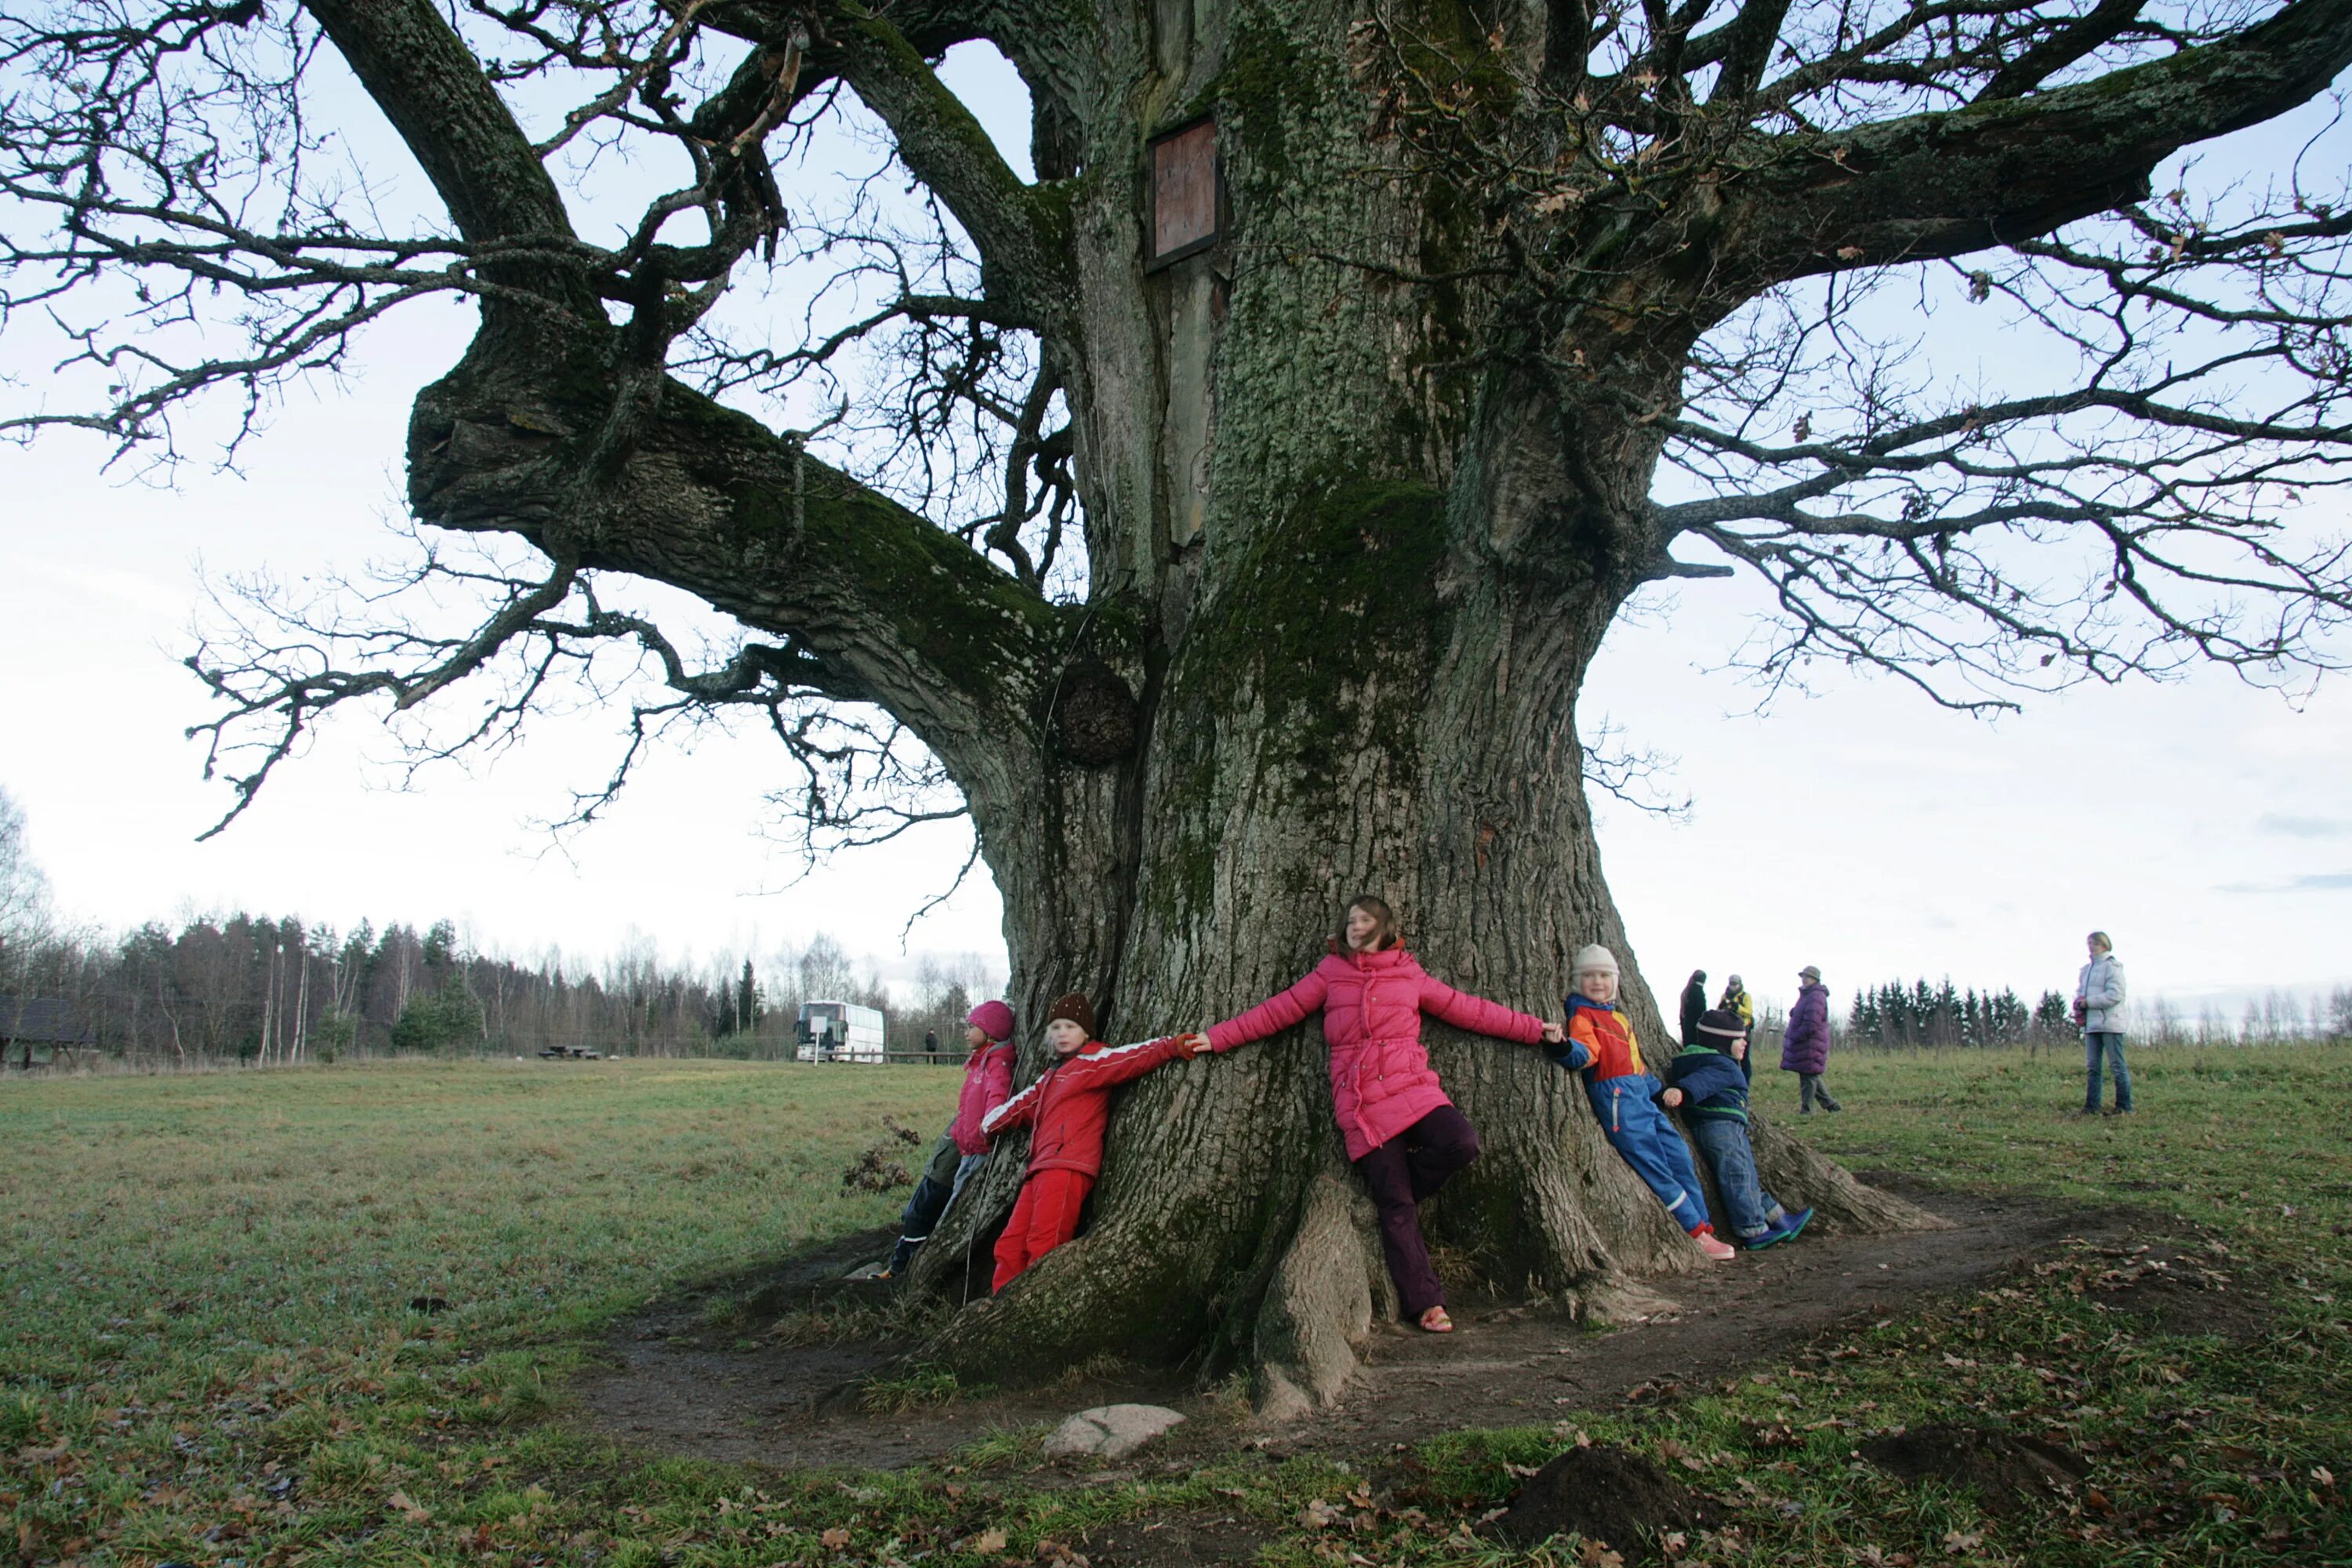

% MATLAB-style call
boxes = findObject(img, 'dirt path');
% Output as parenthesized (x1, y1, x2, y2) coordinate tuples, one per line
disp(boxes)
(572, 1178, 2128, 1472)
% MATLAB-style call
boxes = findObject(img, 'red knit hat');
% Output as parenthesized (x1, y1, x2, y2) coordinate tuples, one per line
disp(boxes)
(1045, 993, 1096, 1038)
(967, 999, 1015, 1041)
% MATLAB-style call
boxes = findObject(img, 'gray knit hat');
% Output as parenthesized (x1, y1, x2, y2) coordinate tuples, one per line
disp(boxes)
(1571, 944, 1620, 979)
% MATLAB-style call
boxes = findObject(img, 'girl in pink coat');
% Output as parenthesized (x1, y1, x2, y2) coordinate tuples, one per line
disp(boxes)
(1206, 896, 1565, 1332)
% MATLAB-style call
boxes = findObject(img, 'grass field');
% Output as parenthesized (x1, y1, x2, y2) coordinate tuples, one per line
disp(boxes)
(4, 1045, 2348, 1566)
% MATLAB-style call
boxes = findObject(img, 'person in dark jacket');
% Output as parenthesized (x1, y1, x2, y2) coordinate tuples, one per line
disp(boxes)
(1662, 1010, 1813, 1247)
(1679, 970, 1709, 1047)
(1779, 965, 1842, 1113)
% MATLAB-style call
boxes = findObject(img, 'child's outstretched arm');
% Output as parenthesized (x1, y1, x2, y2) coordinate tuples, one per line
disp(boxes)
(1547, 1007, 1596, 1072)
(1416, 974, 1551, 1044)
(1203, 973, 1328, 1053)
(1066, 1033, 1211, 1091)
(980, 1076, 1044, 1138)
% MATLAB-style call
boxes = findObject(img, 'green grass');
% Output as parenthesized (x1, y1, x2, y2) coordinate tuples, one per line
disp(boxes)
(3, 1046, 2348, 1566)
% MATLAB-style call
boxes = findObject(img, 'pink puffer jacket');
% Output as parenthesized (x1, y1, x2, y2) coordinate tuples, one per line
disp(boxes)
(949, 1040, 1015, 1155)
(1207, 946, 1546, 1160)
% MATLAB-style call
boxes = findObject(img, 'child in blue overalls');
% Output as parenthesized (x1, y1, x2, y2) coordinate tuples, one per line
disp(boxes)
(1548, 944, 1735, 1261)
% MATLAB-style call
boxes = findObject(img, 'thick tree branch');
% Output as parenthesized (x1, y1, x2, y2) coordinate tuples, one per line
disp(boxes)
(818, 2, 1073, 328)
(1973, 0, 2148, 101)
(1737, 0, 2352, 278)
(300, 0, 597, 322)
(405, 361, 1063, 789)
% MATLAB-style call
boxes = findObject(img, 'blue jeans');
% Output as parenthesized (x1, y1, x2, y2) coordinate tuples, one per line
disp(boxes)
(1588, 1075, 1714, 1233)
(1689, 1116, 1786, 1241)
(2083, 1032, 2132, 1111)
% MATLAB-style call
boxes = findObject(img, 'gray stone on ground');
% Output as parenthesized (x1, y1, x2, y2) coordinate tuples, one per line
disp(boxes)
(1041, 1403, 1186, 1461)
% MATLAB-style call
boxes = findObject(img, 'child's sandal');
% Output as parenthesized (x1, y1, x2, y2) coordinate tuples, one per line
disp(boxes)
(1418, 1306, 1454, 1334)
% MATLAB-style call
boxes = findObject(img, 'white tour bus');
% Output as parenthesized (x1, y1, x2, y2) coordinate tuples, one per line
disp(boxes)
(796, 1000, 886, 1062)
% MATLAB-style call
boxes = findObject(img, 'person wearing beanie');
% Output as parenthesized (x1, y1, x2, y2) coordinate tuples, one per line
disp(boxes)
(1679, 969, 1709, 1048)
(1661, 1010, 1814, 1248)
(1552, 944, 1737, 1261)
(1780, 966, 1841, 1113)
(981, 993, 1210, 1290)
(1200, 895, 1568, 1334)
(880, 998, 1021, 1278)
(1717, 975, 1756, 1081)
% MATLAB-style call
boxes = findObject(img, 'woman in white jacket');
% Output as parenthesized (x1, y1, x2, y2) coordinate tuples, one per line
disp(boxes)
(2075, 931, 2132, 1115)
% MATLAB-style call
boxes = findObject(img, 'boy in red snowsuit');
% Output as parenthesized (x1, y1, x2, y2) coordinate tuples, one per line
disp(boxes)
(979, 993, 1210, 1290)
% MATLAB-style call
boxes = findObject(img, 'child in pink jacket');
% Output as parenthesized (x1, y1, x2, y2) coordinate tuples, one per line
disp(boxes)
(880, 1000, 1016, 1278)
(1205, 896, 1565, 1333)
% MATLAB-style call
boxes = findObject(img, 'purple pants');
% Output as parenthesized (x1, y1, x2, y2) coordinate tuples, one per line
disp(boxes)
(1354, 1104, 1480, 1316)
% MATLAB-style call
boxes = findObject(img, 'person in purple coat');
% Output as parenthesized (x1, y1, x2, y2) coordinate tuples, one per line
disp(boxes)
(1779, 965, 1842, 1114)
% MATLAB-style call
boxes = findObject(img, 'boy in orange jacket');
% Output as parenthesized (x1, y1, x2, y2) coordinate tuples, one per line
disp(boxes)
(979, 993, 1210, 1290)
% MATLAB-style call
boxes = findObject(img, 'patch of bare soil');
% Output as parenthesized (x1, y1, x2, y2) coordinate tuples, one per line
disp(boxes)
(1277, 1180, 2122, 1453)
(1074, 1509, 1272, 1566)
(573, 1225, 1196, 1471)
(1860, 1423, 2090, 1514)
(571, 1181, 2188, 1473)
(1494, 1444, 1726, 1561)
(2078, 1242, 2275, 1341)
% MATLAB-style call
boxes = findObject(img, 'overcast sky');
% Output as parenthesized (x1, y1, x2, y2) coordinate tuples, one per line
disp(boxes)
(3, 45, 2347, 1018)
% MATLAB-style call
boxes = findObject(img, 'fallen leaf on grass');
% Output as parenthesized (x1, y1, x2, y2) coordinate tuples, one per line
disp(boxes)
(387, 1490, 431, 1524)
(821, 1526, 851, 1549)
(1577, 1540, 1624, 1568)
(955, 1526, 1007, 1554)
(1300, 1498, 1345, 1529)
(1942, 1530, 1983, 1552)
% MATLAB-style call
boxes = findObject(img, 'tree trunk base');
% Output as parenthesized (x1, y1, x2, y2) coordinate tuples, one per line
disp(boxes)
(1248, 1170, 1390, 1421)
(910, 1112, 1944, 1421)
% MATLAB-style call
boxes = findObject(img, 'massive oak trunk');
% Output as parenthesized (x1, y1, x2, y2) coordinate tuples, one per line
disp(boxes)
(882, 0, 1932, 1407)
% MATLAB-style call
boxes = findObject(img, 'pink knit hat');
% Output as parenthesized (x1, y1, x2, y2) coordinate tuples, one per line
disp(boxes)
(967, 999, 1015, 1041)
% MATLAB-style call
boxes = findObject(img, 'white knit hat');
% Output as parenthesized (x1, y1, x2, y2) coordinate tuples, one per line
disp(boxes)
(1571, 944, 1620, 979)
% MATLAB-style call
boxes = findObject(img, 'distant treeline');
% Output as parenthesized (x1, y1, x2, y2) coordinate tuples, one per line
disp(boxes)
(1843, 978, 2071, 1050)
(1840, 977, 2352, 1050)
(2, 911, 998, 1067)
